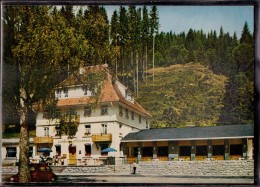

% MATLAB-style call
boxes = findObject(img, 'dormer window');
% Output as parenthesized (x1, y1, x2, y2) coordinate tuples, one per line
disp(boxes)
(56, 89, 61, 99)
(125, 90, 133, 101)
(101, 105, 108, 115)
(79, 67, 84, 74)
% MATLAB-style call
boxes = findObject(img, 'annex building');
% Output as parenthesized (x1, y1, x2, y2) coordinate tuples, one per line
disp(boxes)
(121, 124, 254, 162)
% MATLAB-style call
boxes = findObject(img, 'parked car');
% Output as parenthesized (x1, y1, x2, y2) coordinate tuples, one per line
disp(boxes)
(9, 163, 57, 182)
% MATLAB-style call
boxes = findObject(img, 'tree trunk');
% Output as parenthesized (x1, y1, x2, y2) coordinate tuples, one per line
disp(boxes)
(18, 103, 31, 182)
(145, 45, 148, 84)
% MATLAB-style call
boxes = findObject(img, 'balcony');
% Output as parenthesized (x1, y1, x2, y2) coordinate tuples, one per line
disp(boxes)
(92, 134, 112, 142)
(34, 137, 53, 144)
(60, 114, 80, 123)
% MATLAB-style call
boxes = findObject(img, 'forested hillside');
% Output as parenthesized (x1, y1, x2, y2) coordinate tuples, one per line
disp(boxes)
(3, 5, 254, 130)
(137, 63, 253, 128)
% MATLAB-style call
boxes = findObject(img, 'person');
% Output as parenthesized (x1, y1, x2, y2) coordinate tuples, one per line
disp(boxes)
(132, 162, 137, 174)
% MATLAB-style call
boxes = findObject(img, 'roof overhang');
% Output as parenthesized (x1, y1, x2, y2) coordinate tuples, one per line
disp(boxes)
(121, 136, 254, 143)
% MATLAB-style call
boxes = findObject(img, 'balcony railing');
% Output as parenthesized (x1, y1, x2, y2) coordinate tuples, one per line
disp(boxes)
(34, 137, 53, 144)
(92, 134, 112, 142)
(60, 114, 80, 123)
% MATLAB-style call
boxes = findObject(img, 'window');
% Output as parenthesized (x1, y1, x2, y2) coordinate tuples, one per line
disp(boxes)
(139, 115, 142, 123)
(64, 89, 68, 97)
(84, 125, 91, 135)
(101, 105, 108, 115)
(6, 147, 17, 157)
(119, 106, 123, 117)
(55, 125, 61, 137)
(66, 108, 76, 115)
(146, 119, 149, 128)
(29, 147, 33, 157)
(44, 127, 49, 137)
(100, 144, 109, 156)
(158, 146, 168, 156)
(55, 145, 61, 156)
(230, 144, 243, 155)
(101, 124, 107, 134)
(125, 90, 133, 101)
(84, 106, 92, 117)
(56, 89, 61, 99)
(125, 108, 129, 119)
(43, 110, 48, 119)
(131, 111, 135, 120)
(212, 145, 225, 156)
(133, 147, 138, 157)
(196, 146, 207, 156)
(83, 88, 88, 95)
(119, 124, 123, 136)
(43, 109, 60, 119)
(54, 109, 61, 118)
(85, 145, 91, 156)
(142, 147, 153, 157)
(179, 146, 191, 156)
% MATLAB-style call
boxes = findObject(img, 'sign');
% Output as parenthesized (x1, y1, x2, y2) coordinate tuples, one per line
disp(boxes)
(57, 139, 91, 144)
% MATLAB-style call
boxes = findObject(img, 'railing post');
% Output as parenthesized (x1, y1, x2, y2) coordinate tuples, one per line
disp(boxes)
(224, 139, 229, 160)
(137, 142, 142, 163)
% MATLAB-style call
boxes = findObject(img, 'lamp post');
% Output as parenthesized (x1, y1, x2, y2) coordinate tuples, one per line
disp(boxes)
(152, 33, 156, 81)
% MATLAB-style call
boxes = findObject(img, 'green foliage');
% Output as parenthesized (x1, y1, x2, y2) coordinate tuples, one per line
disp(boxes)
(233, 43, 254, 73)
(73, 68, 107, 105)
(137, 63, 228, 128)
(59, 113, 80, 139)
(240, 22, 253, 44)
(220, 72, 254, 124)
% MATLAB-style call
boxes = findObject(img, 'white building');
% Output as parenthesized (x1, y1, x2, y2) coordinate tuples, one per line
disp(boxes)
(33, 64, 151, 165)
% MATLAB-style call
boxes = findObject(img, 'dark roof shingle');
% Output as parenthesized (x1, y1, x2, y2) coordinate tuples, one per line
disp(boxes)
(121, 124, 254, 142)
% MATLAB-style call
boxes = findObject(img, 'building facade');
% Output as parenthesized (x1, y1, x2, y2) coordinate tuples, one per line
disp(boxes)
(121, 124, 254, 163)
(33, 64, 151, 165)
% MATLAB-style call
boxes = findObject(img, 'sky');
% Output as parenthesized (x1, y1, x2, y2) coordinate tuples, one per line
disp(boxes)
(105, 5, 254, 38)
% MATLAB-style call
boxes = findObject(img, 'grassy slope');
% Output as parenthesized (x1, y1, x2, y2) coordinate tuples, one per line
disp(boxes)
(137, 63, 228, 128)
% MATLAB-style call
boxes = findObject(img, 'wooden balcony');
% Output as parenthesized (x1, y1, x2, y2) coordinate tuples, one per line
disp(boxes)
(34, 137, 53, 144)
(92, 134, 112, 142)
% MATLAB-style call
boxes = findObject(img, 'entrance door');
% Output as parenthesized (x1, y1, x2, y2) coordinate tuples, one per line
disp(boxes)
(68, 146, 77, 165)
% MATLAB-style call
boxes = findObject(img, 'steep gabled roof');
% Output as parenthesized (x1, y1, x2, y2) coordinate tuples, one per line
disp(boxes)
(56, 64, 151, 118)
(121, 124, 254, 142)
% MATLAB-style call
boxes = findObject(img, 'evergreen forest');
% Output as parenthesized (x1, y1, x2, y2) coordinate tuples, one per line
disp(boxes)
(3, 5, 254, 130)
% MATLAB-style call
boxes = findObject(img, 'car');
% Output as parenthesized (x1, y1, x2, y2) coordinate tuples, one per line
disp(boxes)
(9, 163, 57, 182)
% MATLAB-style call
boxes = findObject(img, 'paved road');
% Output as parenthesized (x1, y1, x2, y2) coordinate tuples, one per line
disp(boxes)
(56, 174, 254, 184)
(2, 173, 255, 185)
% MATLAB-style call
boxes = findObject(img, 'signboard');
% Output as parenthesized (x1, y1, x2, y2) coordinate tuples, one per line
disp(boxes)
(57, 139, 91, 144)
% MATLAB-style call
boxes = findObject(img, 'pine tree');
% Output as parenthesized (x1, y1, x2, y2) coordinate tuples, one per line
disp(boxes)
(240, 22, 252, 44)
(141, 6, 150, 83)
